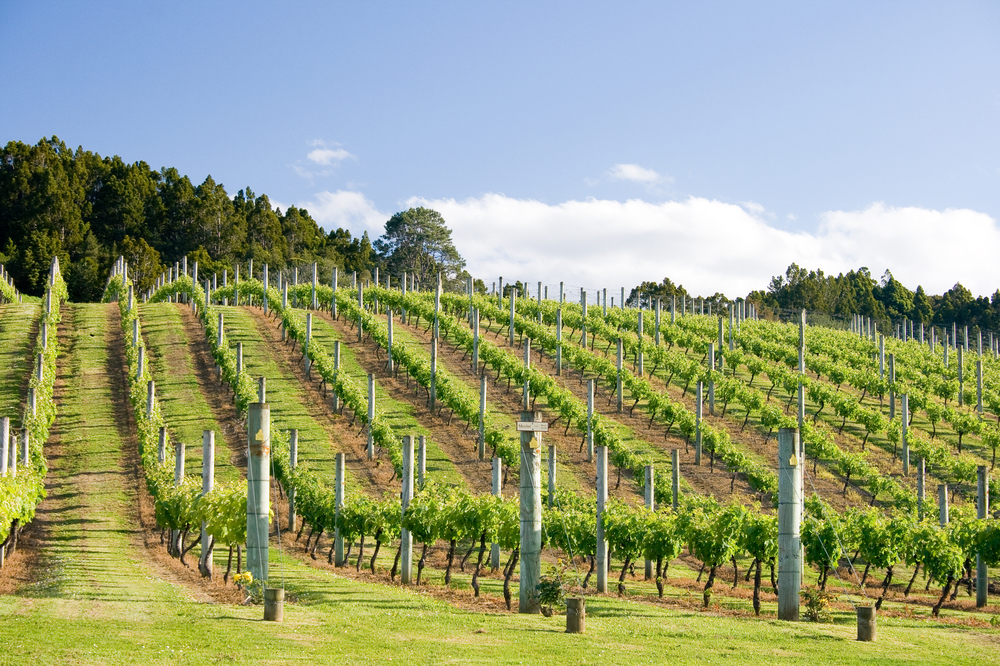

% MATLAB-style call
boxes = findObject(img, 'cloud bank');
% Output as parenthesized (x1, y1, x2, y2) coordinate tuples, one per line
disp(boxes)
(303, 190, 1000, 298)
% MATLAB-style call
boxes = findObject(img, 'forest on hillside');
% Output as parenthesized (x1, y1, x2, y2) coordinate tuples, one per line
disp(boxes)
(3, 136, 998, 332)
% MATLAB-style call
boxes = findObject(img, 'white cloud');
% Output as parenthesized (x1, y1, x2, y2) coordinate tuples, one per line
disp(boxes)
(606, 163, 664, 184)
(298, 190, 387, 235)
(307, 147, 354, 165)
(401, 194, 1000, 298)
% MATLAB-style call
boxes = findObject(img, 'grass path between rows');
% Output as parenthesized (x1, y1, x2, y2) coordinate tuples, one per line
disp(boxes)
(296, 308, 467, 488)
(139, 303, 241, 483)
(0, 301, 40, 418)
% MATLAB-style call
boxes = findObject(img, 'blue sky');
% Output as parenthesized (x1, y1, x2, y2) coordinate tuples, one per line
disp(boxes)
(3, 1, 999, 296)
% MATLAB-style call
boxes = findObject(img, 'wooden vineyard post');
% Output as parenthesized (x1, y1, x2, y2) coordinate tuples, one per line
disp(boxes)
(136, 346, 145, 382)
(958, 346, 964, 407)
(367, 374, 375, 460)
(708, 343, 715, 416)
(977, 360, 983, 415)
(288, 429, 298, 532)
(978, 466, 989, 608)
(262, 264, 267, 315)
(547, 444, 557, 508)
(0, 417, 7, 476)
(158, 426, 167, 463)
(901, 394, 910, 475)
(523, 338, 531, 412)
(332, 341, 341, 413)
(537, 281, 542, 323)
(247, 401, 270, 584)
(304, 313, 312, 375)
(580, 289, 587, 348)
(616, 338, 623, 413)
(473, 308, 480, 373)
(334, 452, 346, 566)
(519, 411, 542, 613)
(938, 484, 949, 526)
(200, 430, 215, 577)
(586, 379, 595, 462)
(311, 262, 318, 310)
(671, 449, 680, 510)
(418, 436, 426, 489)
(508, 287, 516, 347)
(728, 305, 735, 351)
(171, 437, 185, 554)
(603, 288, 608, 318)
(695, 381, 703, 465)
(491, 456, 502, 569)
(387, 309, 394, 375)
(879, 334, 885, 377)
(655, 298, 661, 346)
(596, 445, 608, 593)
(555, 308, 562, 375)
(917, 458, 925, 521)
(637, 311, 644, 376)
(236, 343, 243, 379)
(468, 276, 475, 326)
(132, 318, 139, 349)
(778, 427, 802, 621)
(671, 295, 676, 324)
(430, 338, 437, 413)
(478, 376, 487, 461)
(717, 317, 723, 358)
(644, 465, 654, 580)
(357, 282, 364, 343)
(146, 380, 155, 418)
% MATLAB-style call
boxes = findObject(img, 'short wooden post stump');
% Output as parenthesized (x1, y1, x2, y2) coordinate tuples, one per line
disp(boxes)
(856, 605, 875, 642)
(565, 597, 585, 634)
(264, 587, 284, 622)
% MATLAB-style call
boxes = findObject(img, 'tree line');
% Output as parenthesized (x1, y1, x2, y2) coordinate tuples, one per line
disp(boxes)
(0, 137, 468, 301)
(630, 264, 1000, 333)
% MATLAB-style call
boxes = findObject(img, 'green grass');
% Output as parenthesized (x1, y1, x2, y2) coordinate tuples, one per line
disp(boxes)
(307, 312, 467, 488)
(138, 302, 240, 483)
(215, 305, 354, 489)
(0, 301, 39, 418)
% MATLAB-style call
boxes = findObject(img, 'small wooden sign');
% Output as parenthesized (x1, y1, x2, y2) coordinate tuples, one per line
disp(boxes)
(516, 421, 549, 433)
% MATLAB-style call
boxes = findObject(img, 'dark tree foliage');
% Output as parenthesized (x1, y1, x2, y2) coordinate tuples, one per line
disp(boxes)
(373, 207, 467, 291)
(630, 262, 1000, 334)
(0, 137, 383, 300)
